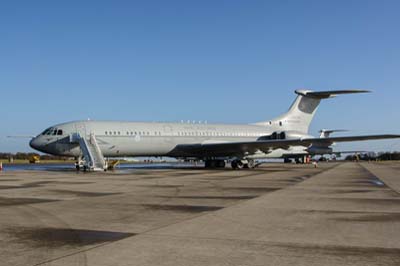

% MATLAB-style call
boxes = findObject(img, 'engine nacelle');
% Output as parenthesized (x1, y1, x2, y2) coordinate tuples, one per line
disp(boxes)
(259, 131, 312, 141)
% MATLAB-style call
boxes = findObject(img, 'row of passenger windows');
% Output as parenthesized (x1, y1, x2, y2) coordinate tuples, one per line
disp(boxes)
(105, 131, 160, 136)
(104, 131, 264, 137)
(176, 132, 263, 137)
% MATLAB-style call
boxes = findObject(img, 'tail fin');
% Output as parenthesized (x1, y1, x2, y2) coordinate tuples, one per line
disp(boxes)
(254, 89, 370, 134)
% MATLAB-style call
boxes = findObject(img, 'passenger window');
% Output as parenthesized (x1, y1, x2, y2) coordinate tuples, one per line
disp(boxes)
(57, 130, 63, 135)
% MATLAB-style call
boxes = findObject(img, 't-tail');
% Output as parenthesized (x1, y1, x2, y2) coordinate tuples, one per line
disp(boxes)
(254, 90, 370, 134)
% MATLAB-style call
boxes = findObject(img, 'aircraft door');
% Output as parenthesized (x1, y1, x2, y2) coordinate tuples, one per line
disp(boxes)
(74, 123, 87, 138)
(163, 125, 174, 143)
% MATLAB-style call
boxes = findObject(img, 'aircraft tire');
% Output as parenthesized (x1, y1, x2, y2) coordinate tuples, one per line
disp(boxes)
(246, 159, 255, 169)
(231, 160, 238, 169)
(231, 160, 244, 170)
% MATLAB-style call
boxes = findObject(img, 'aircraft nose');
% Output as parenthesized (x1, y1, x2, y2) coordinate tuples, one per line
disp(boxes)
(29, 137, 40, 150)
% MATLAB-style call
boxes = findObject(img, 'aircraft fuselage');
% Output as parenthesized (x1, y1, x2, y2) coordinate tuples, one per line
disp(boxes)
(29, 120, 309, 159)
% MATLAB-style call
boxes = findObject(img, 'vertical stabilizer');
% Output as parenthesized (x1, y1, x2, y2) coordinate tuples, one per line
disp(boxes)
(254, 90, 370, 134)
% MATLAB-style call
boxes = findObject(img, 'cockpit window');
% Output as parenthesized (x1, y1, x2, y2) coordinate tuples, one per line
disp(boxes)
(41, 128, 52, 135)
(42, 127, 53, 135)
(41, 127, 63, 136)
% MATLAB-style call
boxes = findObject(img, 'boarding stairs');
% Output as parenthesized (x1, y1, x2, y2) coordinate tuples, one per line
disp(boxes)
(71, 132, 107, 171)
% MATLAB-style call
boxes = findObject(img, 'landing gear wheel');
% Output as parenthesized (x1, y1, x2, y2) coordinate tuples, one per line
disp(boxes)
(236, 160, 244, 169)
(246, 159, 255, 169)
(231, 160, 244, 170)
(231, 160, 238, 169)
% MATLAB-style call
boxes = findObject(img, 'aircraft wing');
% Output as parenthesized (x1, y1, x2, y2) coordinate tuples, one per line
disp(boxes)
(332, 150, 367, 154)
(170, 134, 400, 157)
(330, 150, 373, 157)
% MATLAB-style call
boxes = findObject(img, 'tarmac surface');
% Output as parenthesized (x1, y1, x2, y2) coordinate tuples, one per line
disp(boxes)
(0, 162, 399, 266)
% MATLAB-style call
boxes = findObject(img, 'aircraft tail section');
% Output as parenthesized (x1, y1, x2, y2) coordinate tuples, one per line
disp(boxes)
(254, 89, 370, 134)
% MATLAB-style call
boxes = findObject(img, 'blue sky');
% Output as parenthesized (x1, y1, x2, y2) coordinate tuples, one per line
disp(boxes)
(1, 0, 399, 153)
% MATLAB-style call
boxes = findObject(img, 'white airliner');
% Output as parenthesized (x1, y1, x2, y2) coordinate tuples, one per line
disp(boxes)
(29, 90, 400, 170)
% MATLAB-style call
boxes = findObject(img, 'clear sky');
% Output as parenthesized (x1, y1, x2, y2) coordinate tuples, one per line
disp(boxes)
(1, 0, 399, 153)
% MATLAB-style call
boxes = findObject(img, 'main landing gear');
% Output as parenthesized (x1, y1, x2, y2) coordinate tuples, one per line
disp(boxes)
(231, 159, 255, 170)
(204, 159, 256, 170)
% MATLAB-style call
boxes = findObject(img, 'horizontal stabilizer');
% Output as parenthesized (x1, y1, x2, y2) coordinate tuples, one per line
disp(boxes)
(319, 129, 348, 134)
(295, 90, 371, 99)
(319, 129, 349, 138)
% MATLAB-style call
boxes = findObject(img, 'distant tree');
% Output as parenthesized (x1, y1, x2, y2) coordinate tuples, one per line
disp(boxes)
(0, 153, 12, 159)
(0, 152, 71, 161)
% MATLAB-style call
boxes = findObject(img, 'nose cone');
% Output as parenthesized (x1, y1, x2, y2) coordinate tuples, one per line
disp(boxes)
(30, 137, 46, 153)
(29, 138, 39, 150)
